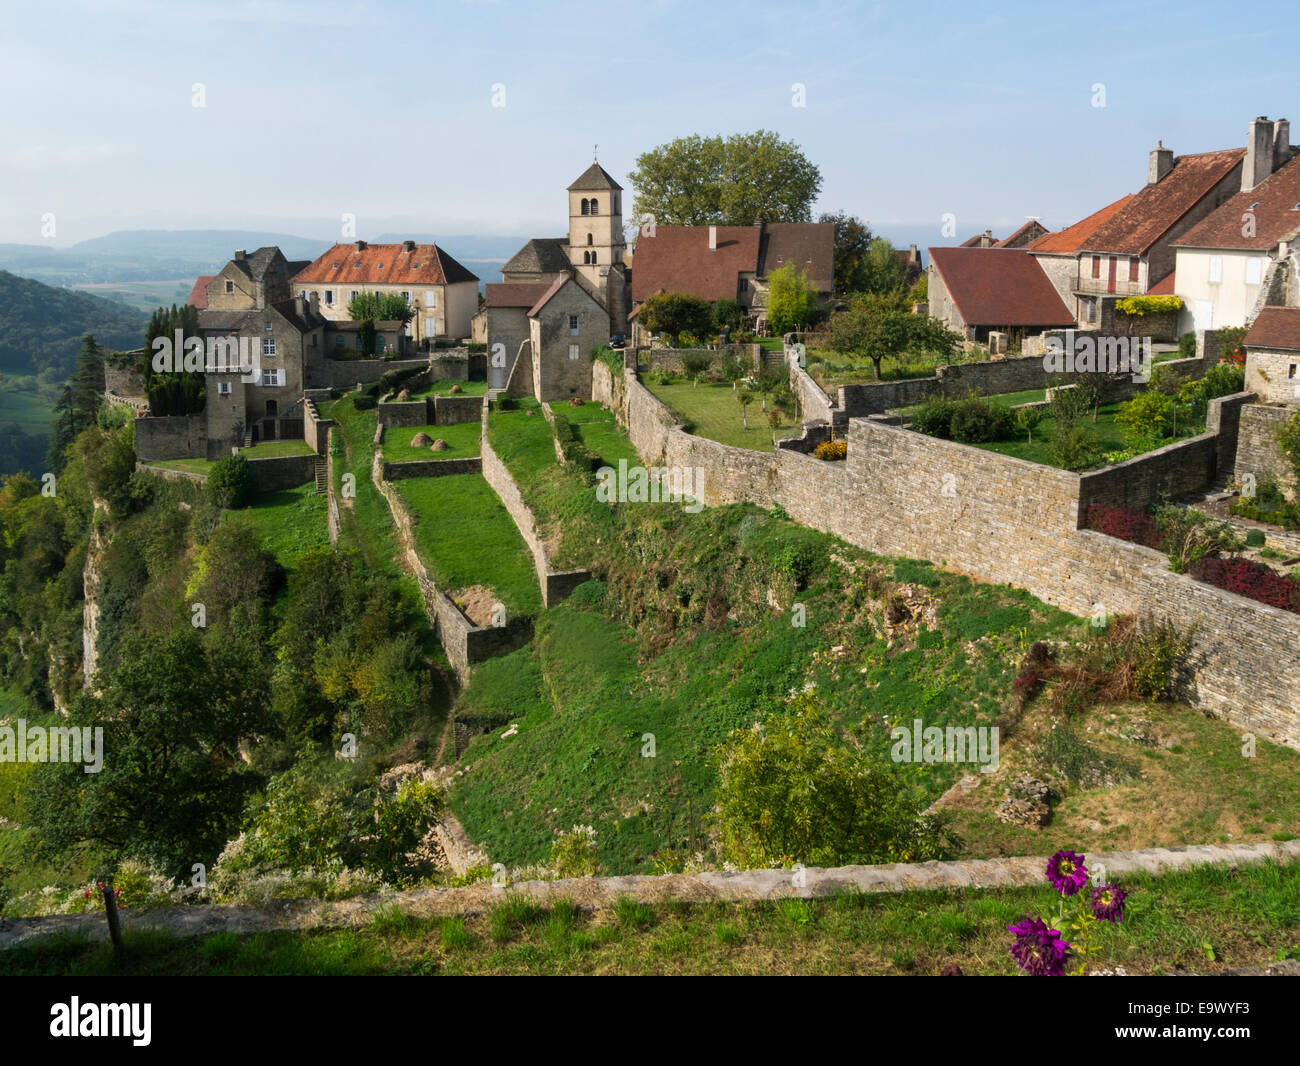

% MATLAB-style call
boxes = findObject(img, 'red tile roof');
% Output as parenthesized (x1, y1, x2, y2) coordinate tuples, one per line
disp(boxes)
(630, 225, 762, 304)
(1027, 195, 1135, 254)
(292, 242, 478, 286)
(1244, 306, 1300, 350)
(187, 275, 215, 309)
(484, 282, 552, 309)
(1173, 153, 1300, 251)
(761, 222, 835, 291)
(928, 247, 1074, 327)
(1080, 149, 1245, 255)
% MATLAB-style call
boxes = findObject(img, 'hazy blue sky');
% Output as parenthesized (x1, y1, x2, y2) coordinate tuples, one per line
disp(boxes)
(4, 0, 1298, 247)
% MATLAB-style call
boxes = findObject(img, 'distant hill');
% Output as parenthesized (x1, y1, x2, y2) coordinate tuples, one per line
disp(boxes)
(68, 229, 334, 262)
(0, 270, 147, 377)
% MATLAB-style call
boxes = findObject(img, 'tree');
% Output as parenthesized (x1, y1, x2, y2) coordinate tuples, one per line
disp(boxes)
(737, 389, 754, 428)
(861, 237, 907, 295)
(346, 291, 414, 325)
(143, 304, 204, 417)
(628, 130, 822, 228)
(818, 211, 873, 295)
(638, 292, 714, 345)
(824, 293, 961, 380)
(766, 264, 820, 335)
(712, 298, 744, 333)
(47, 335, 106, 471)
(207, 454, 254, 509)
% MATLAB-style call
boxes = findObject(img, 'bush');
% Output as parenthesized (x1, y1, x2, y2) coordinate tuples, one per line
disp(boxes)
(1084, 504, 1162, 549)
(1178, 331, 1197, 360)
(1190, 556, 1300, 613)
(1245, 528, 1266, 547)
(813, 440, 847, 461)
(948, 394, 1014, 444)
(910, 395, 957, 438)
(1152, 504, 1242, 574)
(207, 454, 254, 509)
(352, 395, 377, 411)
(1049, 383, 1097, 429)
(496, 394, 519, 411)
(1046, 423, 1101, 471)
(1117, 389, 1177, 444)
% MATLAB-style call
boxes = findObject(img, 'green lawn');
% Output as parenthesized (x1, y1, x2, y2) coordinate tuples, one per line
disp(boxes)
(147, 458, 213, 475)
(397, 474, 542, 617)
(5, 860, 1297, 975)
(643, 380, 800, 452)
(562, 403, 640, 468)
(382, 422, 481, 462)
(410, 380, 490, 399)
(241, 439, 316, 458)
(0, 379, 58, 432)
(320, 395, 402, 580)
(487, 399, 557, 482)
(967, 401, 1150, 468)
(228, 481, 329, 573)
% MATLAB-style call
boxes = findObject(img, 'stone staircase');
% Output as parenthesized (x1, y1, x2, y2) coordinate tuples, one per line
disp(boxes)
(313, 455, 328, 495)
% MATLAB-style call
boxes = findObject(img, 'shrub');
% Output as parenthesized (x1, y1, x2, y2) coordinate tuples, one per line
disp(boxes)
(1190, 556, 1300, 613)
(352, 395, 377, 411)
(549, 825, 599, 878)
(813, 440, 847, 461)
(948, 394, 1014, 444)
(1084, 504, 1161, 549)
(910, 395, 957, 438)
(1014, 405, 1045, 443)
(1117, 389, 1176, 444)
(1128, 618, 1195, 700)
(496, 394, 519, 411)
(681, 352, 711, 377)
(207, 454, 253, 509)
(1178, 331, 1197, 359)
(1278, 411, 1300, 487)
(1245, 528, 1266, 547)
(1152, 504, 1242, 574)
(1049, 383, 1096, 429)
(1047, 423, 1101, 471)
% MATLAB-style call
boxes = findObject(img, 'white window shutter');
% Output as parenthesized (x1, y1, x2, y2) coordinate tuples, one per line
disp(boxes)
(277, 369, 286, 386)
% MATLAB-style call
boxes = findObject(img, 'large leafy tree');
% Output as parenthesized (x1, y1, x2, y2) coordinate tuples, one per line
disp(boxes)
(347, 291, 414, 325)
(861, 237, 907, 295)
(765, 264, 821, 335)
(818, 211, 874, 295)
(824, 293, 961, 379)
(637, 291, 714, 345)
(629, 130, 822, 227)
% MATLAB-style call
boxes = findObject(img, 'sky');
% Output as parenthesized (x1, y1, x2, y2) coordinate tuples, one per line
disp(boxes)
(3, 0, 1299, 248)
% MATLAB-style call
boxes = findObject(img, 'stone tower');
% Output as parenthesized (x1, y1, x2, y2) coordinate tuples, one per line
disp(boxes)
(567, 161, 625, 294)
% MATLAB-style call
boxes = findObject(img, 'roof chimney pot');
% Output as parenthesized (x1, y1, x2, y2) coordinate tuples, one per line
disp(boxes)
(1244, 116, 1278, 192)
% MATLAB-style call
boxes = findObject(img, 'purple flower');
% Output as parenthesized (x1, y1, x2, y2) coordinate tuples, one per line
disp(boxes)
(1046, 849, 1088, 896)
(1090, 883, 1128, 922)
(1008, 917, 1073, 976)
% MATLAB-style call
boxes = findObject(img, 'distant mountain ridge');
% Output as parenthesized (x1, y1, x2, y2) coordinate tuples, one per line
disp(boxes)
(0, 270, 146, 376)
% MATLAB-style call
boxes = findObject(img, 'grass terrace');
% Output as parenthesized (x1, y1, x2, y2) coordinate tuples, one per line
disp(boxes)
(561, 402, 640, 468)
(320, 394, 402, 580)
(409, 379, 490, 399)
(242, 439, 316, 458)
(642, 379, 801, 452)
(146, 457, 213, 476)
(382, 421, 482, 463)
(226, 481, 329, 574)
(397, 473, 542, 618)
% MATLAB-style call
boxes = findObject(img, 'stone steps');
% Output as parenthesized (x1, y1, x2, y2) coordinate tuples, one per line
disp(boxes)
(313, 455, 327, 495)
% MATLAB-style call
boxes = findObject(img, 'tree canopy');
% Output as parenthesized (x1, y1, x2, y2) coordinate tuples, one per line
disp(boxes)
(637, 291, 714, 345)
(628, 130, 822, 227)
(765, 265, 821, 335)
(818, 211, 874, 295)
(824, 293, 962, 379)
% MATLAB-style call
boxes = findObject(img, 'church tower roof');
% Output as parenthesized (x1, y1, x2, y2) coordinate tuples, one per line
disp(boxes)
(567, 161, 622, 192)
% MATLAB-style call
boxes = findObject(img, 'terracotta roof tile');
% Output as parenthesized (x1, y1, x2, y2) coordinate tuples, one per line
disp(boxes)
(631, 225, 762, 304)
(292, 242, 478, 287)
(1027, 195, 1136, 254)
(1244, 306, 1300, 350)
(760, 222, 835, 291)
(187, 275, 214, 309)
(1173, 153, 1300, 251)
(928, 247, 1074, 327)
(1080, 149, 1245, 255)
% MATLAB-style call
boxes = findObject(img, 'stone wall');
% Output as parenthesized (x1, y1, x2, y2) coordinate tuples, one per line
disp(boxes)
(134, 461, 206, 484)
(604, 363, 1300, 749)
(134, 414, 206, 461)
(433, 394, 484, 425)
(247, 454, 317, 493)
(1235, 403, 1298, 496)
(382, 457, 482, 480)
(377, 400, 429, 428)
(104, 360, 145, 400)
(480, 433, 592, 608)
(304, 398, 332, 455)
(305, 355, 430, 390)
(637, 344, 763, 373)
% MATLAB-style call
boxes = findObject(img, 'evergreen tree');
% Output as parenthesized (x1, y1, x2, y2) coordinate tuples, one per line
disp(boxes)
(46, 334, 105, 471)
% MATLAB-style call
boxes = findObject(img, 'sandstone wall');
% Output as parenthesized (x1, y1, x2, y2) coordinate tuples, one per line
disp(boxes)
(134, 414, 206, 461)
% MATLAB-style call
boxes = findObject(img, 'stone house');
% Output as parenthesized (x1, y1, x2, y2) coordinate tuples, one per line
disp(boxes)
(1026, 195, 1135, 323)
(510, 271, 608, 403)
(1243, 305, 1300, 404)
(202, 247, 310, 312)
(291, 240, 480, 343)
(926, 246, 1074, 345)
(471, 283, 552, 389)
(1171, 118, 1299, 334)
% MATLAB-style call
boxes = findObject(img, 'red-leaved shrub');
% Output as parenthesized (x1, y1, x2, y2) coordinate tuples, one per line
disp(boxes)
(1190, 556, 1300, 614)
(1084, 504, 1162, 550)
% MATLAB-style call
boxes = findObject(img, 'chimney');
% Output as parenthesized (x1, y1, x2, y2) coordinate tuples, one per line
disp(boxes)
(355, 239, 368, 251)
(1149, 140, 1174, 184)
(1243, 116, 1277, 192)
(309, 291, 319, 313)
(1274, 118, 1292, 168)
(402, 240, 415, 252)
(708, 225, 717, 251)
(234, 249, 246, 261)
(908, 243, 919, 262)
(980, 229, 994, 248)
(294, 295, 305, 318)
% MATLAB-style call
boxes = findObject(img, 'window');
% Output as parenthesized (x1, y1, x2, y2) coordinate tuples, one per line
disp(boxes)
(325, 290, 335, 305)
(425, 317, 435, 335)
(335, 333, 345, 348)
(568, 344, 579, 361)
(591, 251, 597, 264)
(225, 279, 234, 293)
(1246, 257, 1263, 285)
(261, 369, 277, 386)
(217, 381, 232, 395)
(1129, 258, 1139, 282)
(587, 233, 593, 245)
(401, 291, 411, 303)
(590, 198, 598, 215)
(349, 290, 359, 301)
(425, 289, 435, 306)
(581, 198, 590, 216)
(1083, 297, 1098, 324)
(1290, 364, 1298, 379)
(1091, 255, 1101, 279)
(1209, 256, 1223, 283)
(739, 278, 749, 292)
(377, 336, 386, 352)
(583, 250, 591, 264)
(263, 336, 276, 356)
(568, 314, 579, 336)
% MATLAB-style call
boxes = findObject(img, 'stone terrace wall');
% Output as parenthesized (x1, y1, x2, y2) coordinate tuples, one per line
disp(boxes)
(134, 414, 205, 461)
(605, 363, 1300, 749)
(480, 433, 592, 607)
(383, 457, 482, 480)
(433, 394, 484, 425)
(304, 398, 332, 455)
(1235, 403, 1297, 496)
(377, 400, 429, 428)
(370, 451, 530, 684)
(636, 344, 763, 373)
(247, 454, 317, 493)
(306, 355, 430, 390)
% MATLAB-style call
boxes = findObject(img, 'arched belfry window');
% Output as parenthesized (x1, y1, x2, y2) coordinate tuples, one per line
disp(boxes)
(583, 251, 591, 264)
(591, 251, 597, 265)
(580, 198, 589, 215)
(587, 233, 593, 245)
(590, 198, 598, 215)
